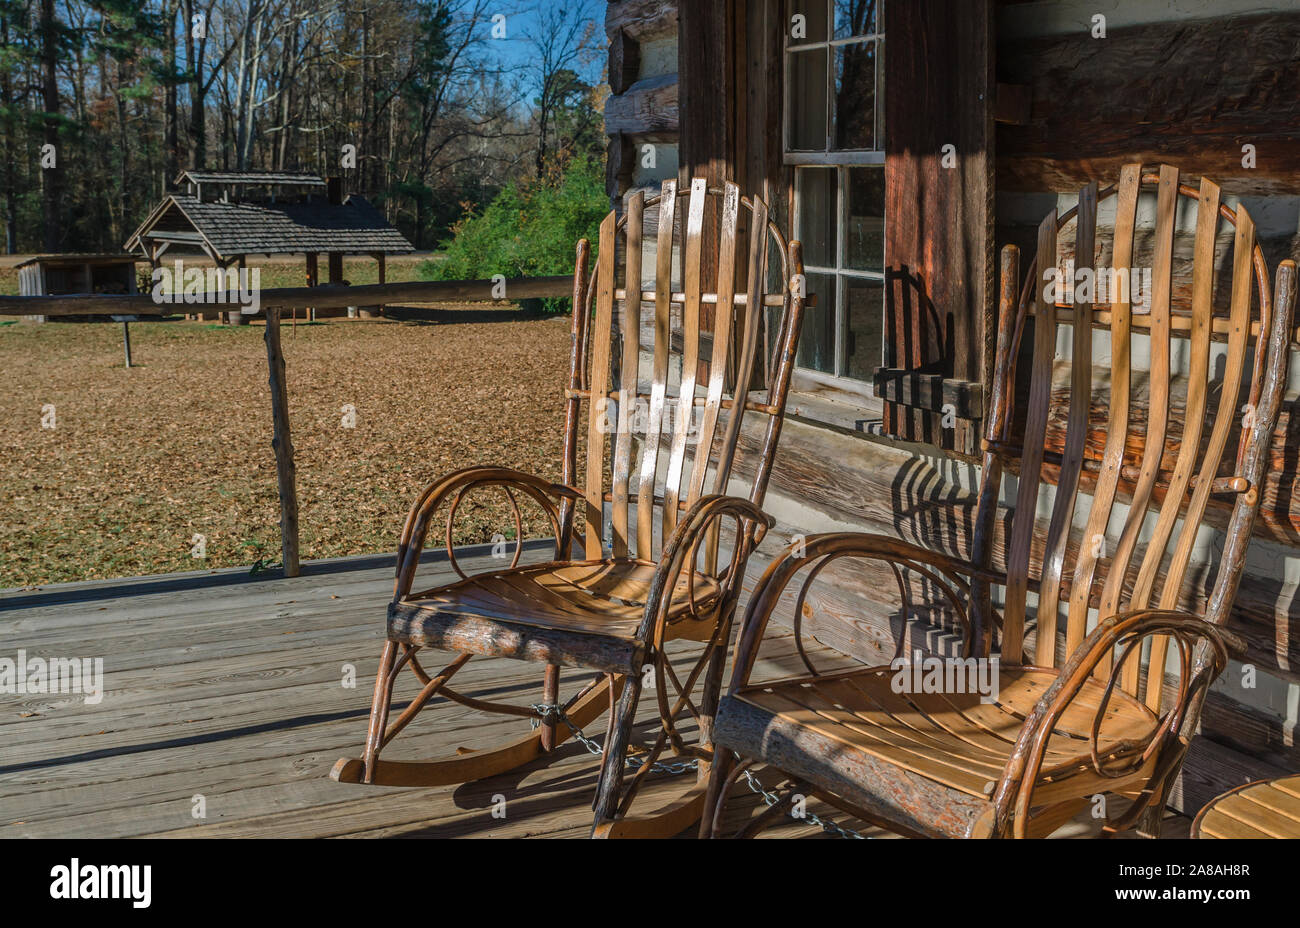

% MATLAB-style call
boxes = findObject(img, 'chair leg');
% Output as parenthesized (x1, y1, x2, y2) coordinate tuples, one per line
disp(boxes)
(332, 646, 619, 788)
(591, 672, 642, 827)
(539, 663, 561, 753)
(1136, 801, 1165, 839)
(700, 748, 739, 838)
(361, 639, 400, 784)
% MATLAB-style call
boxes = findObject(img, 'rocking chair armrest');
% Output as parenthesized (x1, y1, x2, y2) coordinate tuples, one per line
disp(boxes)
(394, 465, 583, 598)
(728, 534, 984, 691)
(635, 494, 775, 646)
(993, 609, 1244, 837)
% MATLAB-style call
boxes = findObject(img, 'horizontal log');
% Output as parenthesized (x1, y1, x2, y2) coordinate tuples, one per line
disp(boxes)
(997, 12, 1300, 195)
(0, 275, 575, 317)
(603, 73, 679, 136)
(605, 0, 678, 41)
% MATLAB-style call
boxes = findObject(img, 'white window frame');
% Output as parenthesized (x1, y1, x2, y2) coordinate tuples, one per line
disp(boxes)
(783, 0, 884, 164)
(784, 1, 885, 405)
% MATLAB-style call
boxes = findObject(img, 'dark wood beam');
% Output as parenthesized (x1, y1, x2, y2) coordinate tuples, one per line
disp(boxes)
(608, 27, 640, 96)
(882, 0, 996, 455)
(997, 12, 1300, 195)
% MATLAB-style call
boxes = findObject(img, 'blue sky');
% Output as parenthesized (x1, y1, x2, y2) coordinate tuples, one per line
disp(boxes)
(478, 0, 606, 88)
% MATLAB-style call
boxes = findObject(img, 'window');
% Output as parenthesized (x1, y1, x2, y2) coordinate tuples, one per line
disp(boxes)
(785, 0, 884, 390)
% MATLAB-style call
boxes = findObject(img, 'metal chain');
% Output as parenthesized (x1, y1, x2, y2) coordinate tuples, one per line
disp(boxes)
(530, 703, 699, 775)
(738, 762, 867, 839)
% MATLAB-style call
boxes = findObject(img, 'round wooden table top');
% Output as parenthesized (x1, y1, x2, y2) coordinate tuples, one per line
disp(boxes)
(1191, 774, 1300, 838)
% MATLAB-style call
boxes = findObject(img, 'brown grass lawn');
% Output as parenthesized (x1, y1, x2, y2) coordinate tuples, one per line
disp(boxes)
(0, 307, 572, 587)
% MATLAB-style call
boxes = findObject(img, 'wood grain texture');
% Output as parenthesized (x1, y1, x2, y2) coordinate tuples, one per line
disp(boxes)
(0, 547, 861, 839)
(998, 13, 1300, 196)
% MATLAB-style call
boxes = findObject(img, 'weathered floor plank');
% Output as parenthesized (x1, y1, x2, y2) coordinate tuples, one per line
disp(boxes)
(0, 547, 1187, 838)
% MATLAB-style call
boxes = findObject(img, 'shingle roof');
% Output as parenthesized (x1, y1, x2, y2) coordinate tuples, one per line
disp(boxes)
(16, 253, 139, 269)
(125, 194, 415, 258)
(177, 171, 327, 187)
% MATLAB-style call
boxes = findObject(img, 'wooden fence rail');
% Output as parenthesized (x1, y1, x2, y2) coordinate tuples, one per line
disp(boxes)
(0, 275, 574, 317)
(1, 274, 575, 576)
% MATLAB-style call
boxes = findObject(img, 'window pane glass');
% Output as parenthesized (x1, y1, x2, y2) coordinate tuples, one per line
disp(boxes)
(835, 0, 877, 38)
(790, 0, 829, 45)
(788, 48, 828, 150)
(798, 271, 837, 374)
(833, 40, 875, 150)
(844, 276, 884, 381)
(796, 167, 837, 269)
(845, 166, 884, 272)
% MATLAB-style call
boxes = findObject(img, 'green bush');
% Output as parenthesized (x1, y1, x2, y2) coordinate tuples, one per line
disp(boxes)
(420, 155, 608, 314)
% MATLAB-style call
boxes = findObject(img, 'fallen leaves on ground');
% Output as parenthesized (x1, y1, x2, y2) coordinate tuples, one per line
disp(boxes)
(0, 307, 571, 586)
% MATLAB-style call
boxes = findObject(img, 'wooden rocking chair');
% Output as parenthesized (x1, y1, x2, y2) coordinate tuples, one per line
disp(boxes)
(331, 178, 806, 838)
(702, 164, 1297, 839)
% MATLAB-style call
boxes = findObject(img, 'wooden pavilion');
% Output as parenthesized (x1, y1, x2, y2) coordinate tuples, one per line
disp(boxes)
(123, 171, 414, 322)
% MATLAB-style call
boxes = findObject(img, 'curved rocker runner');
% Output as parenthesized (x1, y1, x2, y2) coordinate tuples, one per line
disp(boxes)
(332, 178, 807, 838)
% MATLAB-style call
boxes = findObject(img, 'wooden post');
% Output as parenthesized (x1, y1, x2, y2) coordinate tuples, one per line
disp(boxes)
(679, 0, 736, 383)
(304, 253, 318, 328)
(263, 306, 300, 577)
(328, 251, 344, 321)
(360, 252, 385, 318)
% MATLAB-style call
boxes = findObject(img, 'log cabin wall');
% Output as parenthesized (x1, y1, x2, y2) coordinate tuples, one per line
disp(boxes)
(605, 0, 680, 212)
(603, 0, 1300, 811)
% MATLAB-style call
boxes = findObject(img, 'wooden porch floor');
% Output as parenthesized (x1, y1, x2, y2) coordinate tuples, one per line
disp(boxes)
(0, 545, 1188, 838)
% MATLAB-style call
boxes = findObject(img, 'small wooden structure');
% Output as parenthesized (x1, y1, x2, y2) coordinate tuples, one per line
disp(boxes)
(16, 253, 139, 324)
(17, 253, 142, 365)
(123, 171, 414, 323)
(331, 178, 807, 838)
(703, 165, 1299, 839)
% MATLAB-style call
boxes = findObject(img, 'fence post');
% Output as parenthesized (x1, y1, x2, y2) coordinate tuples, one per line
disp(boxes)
(263, 306, 301, 577)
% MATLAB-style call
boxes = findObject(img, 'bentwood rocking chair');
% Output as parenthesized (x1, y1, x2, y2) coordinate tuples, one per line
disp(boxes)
(332, 178, 805, 837)
(703, 164, 1297, 839)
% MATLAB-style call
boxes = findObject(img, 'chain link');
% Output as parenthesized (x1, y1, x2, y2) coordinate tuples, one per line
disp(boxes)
(738, 761, 867, 839)
(530, 703, 699, 776)
(527, 704, 864, 835)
